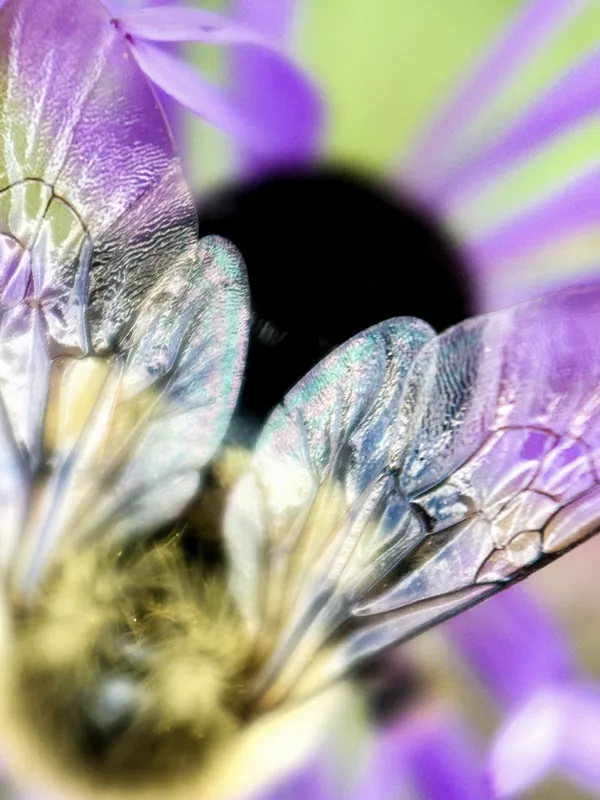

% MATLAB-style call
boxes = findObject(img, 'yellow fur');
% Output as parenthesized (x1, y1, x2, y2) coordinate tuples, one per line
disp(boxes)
(0, 448, 369, 800)
(186, 447, 253, 544)
(1, 534, 252, 795)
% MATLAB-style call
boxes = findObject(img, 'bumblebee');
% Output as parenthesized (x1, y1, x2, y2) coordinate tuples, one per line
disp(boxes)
(1, 1, 600, 799)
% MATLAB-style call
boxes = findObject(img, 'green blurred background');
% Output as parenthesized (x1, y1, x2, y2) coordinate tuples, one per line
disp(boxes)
(190, 0, 600, 190)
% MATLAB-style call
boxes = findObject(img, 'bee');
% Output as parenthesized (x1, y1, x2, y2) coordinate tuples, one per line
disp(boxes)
(1, 0, 600, 799)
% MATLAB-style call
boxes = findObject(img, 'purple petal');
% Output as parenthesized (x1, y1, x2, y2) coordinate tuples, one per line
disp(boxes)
(436, 48, 600, 205)
(471, 232, 600, 313)
(559, 684, 600, 796)
(396, 707, 491, 800)
(130, 40, 265, 146)
(117, 6, 279, 47)
(401, 0, 586, 200)
(488, 683, 600, 797)
(232, 0, 298, 40)
(448, 585, 573, 708)
(229, 39, 322, 172)
(111, 1, 184, 141)
(119, 5, 323, 162)
(464, 162, 600, 270)
(350, 724, 412, 800)
(105, 0, 175, 13)
(487, 687, 565, 797)
(257, 766, 330, 800)
(229, 0, 316, 176)
(355, 707, 489, 800)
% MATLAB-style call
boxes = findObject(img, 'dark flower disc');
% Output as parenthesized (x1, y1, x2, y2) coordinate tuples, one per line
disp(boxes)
(197, 167, 472, 429)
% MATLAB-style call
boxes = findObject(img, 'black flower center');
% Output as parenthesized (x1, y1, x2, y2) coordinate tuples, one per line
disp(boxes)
(197, 167, 472, 427)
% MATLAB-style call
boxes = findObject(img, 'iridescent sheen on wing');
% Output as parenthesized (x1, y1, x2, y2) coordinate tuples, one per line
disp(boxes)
(225, 287, 600, 705)
(0, 0, 249, 590)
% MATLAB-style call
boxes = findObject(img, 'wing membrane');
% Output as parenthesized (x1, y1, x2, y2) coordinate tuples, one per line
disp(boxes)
(225, 287, 600, 705)
(0, 0, 250, 591)
(0, 0, 181, 454)
(224, 318, 436, 702)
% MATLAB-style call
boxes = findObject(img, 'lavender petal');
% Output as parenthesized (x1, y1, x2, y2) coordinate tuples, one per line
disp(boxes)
(230, 0, 317, 176)
(464, 162, 600, 269)
(112, 0, 184, 141)
(487, 686, 565, 797)
(488, 683, 600, 797)
(448, 585, 573, 708)
(123, 7, 323, 160)
(559, 684, 600, 796)
(258, 767, 330, 800)
(129, 39, 266, 147)
(402, 708, 491, 800)
(437, 48, 600, 205)
(232, 0, 298, 39)
(355, 707, 489, 800)
(401, 0, 586, 199)
(117, 6, 280, 47)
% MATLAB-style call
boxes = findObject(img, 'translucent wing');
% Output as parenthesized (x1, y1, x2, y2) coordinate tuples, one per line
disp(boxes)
(225, 286, 600, 707)
(0, 0, 249, 592)
(224, 317, 436, 704)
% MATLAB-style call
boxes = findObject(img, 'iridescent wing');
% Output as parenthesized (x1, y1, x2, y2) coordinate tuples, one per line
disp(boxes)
(0, 0, 249, 592)
(225, 287, 600, 708)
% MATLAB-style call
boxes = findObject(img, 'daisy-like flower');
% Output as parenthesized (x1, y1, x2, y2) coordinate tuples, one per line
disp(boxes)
(157, 1, 600, 313)
(162, 2, 600, 799)
(2, 3, 600, 800)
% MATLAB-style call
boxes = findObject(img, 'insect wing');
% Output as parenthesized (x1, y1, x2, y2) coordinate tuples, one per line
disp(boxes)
(225, 287, 600, 706)
(345, 286, 600, 662)
(224, 317, 436, 704)
(0, 0, 249, 589)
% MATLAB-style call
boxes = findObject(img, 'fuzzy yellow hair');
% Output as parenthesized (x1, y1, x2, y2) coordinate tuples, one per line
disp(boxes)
(0, 534, 251, 796)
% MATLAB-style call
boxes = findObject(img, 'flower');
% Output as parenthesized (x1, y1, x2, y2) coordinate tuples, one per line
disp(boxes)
(395, 0, 600, 311)
(108, 0, 323, 172)
(450, 585, 600, 797)
(150, 0, 600, 314)
(3, 2, 600, 800)
(119, 4, 600, 796)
